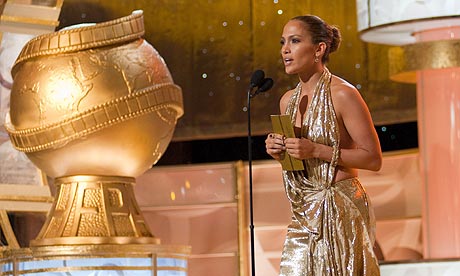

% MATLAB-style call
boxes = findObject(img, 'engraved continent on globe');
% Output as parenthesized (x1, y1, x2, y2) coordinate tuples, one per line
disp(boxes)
(6, 10, 183, 178)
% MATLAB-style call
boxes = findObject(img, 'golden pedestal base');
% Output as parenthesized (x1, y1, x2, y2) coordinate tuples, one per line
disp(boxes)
(31, 175, 158, 247)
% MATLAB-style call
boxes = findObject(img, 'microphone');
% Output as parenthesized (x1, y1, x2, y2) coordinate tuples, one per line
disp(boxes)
(254, 77, 274, 95)
(249, 69, 265, 89)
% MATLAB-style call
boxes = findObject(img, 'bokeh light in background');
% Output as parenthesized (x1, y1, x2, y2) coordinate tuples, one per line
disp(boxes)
(57, 0, 417, 143)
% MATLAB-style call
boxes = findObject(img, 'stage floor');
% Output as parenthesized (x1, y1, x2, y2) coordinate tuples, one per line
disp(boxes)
(380, 259, 460, 275)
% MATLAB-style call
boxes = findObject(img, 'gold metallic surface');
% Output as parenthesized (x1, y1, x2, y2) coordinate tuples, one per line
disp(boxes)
(6, 10, 183, 248)
(12, 10, 145, 67)
(29, 243, 191, 256)
(280, 69, 379, 275)
(6, 10, 183, 178)
(389, 39, 460, 83)
(31, 175, 158, 247)
(7, 83, 181, 153)
(0, 210, 20, 248)
(0, 194, 53, 202)
(0, 14, 59, 26)
(0, 244, 190, 274)
(235, 160, 249, 276)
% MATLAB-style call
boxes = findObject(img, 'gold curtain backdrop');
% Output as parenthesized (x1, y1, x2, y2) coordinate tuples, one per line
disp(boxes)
(56, 0, 416, 141)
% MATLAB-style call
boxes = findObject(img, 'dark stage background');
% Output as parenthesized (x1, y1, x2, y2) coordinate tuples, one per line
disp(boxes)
(158, 122, 418, 165)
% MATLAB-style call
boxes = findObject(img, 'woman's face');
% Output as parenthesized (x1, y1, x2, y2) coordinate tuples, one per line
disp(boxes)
(280, 20, 318, 75)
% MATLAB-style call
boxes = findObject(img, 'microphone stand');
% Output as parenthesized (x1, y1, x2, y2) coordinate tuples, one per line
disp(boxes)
(247, 87, 257, 276)
(246, 73, 273, 276)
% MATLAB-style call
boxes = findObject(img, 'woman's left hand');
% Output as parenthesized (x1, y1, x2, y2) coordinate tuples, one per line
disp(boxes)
(284, 137, 316, 160)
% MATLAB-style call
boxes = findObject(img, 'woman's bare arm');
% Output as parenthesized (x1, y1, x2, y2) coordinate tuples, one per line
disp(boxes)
(284, 81, 382, 171)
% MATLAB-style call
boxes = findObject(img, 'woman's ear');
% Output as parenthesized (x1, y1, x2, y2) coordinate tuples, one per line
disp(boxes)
(316, 42, 327, 57)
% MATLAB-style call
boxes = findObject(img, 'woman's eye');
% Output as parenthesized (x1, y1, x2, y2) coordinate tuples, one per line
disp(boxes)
(292, 38, 300, 43)
(280, 40, 285, 45)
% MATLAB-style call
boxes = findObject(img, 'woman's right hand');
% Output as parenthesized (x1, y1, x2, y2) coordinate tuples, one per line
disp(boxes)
(265, 133, 286, 161)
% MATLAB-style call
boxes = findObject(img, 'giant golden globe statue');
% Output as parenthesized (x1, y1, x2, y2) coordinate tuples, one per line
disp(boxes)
(5, 10, 183, 247)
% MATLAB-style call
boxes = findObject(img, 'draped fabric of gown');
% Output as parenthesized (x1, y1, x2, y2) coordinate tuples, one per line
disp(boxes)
(279, 68, 380, 276)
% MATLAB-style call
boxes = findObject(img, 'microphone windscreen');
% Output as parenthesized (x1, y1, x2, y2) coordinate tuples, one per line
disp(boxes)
(250, 70, 265, 88)
(258, 78, 274, 93)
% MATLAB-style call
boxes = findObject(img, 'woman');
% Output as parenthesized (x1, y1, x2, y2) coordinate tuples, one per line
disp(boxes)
(265, 15, 382, 275)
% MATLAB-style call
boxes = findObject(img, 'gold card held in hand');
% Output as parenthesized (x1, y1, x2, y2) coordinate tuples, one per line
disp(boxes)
(270, 115, 305, 171)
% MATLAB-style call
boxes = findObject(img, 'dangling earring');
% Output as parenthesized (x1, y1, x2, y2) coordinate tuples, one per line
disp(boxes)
(314, 55, 319, 63)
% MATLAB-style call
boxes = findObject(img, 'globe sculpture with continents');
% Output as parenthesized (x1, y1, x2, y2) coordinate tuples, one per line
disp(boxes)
(5, 10, 183, 249)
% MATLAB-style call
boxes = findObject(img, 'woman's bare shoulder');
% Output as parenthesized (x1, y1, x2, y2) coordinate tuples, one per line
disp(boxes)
(331, 75, 358, 92)
(279, 87, 296, 113)
(330, 75, 362, 103)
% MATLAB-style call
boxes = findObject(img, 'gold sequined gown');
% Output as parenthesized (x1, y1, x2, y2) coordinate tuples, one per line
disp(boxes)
(279, 68, 380, 276)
